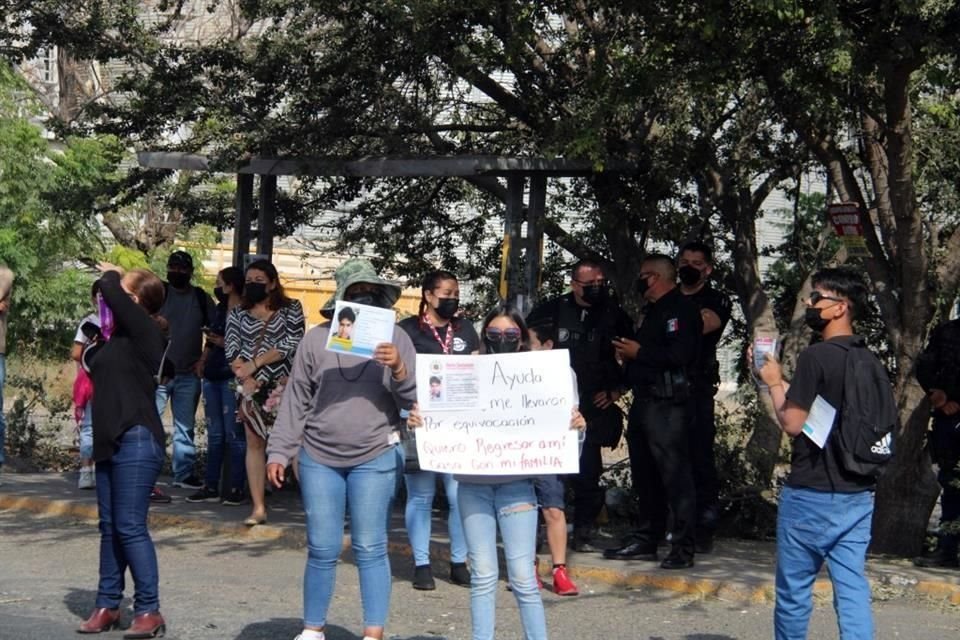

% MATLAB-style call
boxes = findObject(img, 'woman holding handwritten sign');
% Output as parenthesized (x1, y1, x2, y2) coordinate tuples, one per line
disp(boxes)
(410, 303, 585, 640)
(397, 270, 478, 590)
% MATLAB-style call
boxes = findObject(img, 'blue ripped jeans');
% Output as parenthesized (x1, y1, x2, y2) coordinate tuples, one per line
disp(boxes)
(458, 479, 546, 640)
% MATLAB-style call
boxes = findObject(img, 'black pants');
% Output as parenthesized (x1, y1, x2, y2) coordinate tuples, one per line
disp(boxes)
(571, 439, 605, 533)
(931, 415, 960, 555)
(688, 386, 720, 534)
(626, 398, 696, 558)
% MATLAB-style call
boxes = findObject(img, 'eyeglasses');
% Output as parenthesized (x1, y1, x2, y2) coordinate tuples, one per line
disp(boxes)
(484, 327, 523, 342)
(573, 278, 607, 287)
(807, 291, 844, 306)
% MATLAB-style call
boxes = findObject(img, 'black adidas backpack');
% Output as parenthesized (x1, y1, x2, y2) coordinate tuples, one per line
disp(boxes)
(827, 339, 897, 478)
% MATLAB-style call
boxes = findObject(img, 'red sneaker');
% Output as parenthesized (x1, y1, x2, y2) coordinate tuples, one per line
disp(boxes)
(552, 565, 579, 596)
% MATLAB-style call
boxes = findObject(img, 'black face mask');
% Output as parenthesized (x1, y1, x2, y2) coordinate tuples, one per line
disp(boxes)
(346, 290, 389, 309)
(167, 271, 190, 289)
(485, 338, 521, 354)
(635, 276, 651, 296)
(581, 284, 608, 306)
(434, 297, 459, 320)
(804, 307, 830, 332)
(213, 287, 227, 304)
(244, 282, 269, 305)
(678, 265, 703, 287)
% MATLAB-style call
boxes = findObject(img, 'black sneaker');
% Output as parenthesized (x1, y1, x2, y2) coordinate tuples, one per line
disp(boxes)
(913, 550, 960, 568)
(450, 562, 471, 587)
(172, 475, 203, 490)
(185, 486, 219, 503)
(221, 488, 247, 506)
(149, 487, 172, 504)
(412, 564, 436, 590)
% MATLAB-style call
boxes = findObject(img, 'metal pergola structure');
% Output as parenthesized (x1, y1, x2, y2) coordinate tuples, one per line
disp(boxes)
(137, 152, 629, 308)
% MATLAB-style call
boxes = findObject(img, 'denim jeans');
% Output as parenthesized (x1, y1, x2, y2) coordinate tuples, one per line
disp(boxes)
(94, 425, 164, 614)
(79, 400, 94, 460)
(404, 471, 468, 565)
(201, 378, 246, 492)
(458, 479, 546, 640)
(155, 373, 201, 481)
(775, 486, 875, 640)
(299, 446, 400, 629)
(0, 353, 6, 467)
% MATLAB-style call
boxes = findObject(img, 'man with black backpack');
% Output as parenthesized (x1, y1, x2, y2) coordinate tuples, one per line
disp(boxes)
(756, 267, 894, 640)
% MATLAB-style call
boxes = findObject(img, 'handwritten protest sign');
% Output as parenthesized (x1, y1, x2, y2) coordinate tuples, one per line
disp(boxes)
(324, 300, 396, 359)
(415, 350, 579, 475)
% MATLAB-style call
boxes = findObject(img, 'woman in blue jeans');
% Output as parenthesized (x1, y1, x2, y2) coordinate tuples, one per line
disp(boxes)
(411, 304, 584, 640)
(79, 265, 170, 639)
(397, 270, 479, 589)
(188, 266, 247, 505)
(266, 259, 417, 640)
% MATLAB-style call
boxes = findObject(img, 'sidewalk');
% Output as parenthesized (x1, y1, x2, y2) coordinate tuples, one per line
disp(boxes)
(2, 471, 959, 606)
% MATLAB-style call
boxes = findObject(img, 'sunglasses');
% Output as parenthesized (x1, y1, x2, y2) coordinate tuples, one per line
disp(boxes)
(484, 327, 523, 342)
(808, 291, 844, 306)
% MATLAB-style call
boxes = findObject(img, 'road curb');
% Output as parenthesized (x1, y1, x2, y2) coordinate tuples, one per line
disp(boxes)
(3, 492, 959, 606)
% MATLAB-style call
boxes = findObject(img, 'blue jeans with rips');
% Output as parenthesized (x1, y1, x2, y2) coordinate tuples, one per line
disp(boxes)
(404, 470, 468, 565)
(155, 373, 201, 482)
(774, 485, 875, 640)
(94, 425, 164, 614)
(201, 378, 246, 492)
(458, 479, 546, 640)
(299, 446, 401, 629)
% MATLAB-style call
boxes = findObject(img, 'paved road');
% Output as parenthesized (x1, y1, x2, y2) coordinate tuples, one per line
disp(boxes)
(0, 511, 957, 640)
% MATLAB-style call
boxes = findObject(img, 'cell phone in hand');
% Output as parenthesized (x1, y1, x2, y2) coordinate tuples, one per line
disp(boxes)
(81, 321, 103, 342)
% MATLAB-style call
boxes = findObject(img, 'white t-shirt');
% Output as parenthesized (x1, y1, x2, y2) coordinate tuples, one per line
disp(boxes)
(74, 313, 101, 345)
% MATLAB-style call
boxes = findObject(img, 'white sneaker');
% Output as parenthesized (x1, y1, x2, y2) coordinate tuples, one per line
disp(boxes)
(78, 468, 95, 489)
(293, 631, 325, 640)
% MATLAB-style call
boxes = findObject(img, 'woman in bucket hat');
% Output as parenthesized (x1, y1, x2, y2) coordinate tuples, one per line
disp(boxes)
(266, 258, 416, 640)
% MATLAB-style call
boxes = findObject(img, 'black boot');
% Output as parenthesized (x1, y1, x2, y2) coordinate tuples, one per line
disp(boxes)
(412, 564, 436, 590)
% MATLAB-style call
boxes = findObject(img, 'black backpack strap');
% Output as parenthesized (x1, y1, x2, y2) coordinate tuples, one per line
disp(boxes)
(163, 281, 210, 327)
(194, 286, 209, 327)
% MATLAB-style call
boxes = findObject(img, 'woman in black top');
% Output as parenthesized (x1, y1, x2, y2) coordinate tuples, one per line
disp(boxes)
(79, 266, 168, 638)
(396, 270, 478, 590)
(188, 266, 246, 505)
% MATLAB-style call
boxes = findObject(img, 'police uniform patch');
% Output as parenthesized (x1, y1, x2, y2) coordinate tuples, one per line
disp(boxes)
(558, 328, 570, 343)
(452, 337, 467, 352)
(667, 318, 679, 333)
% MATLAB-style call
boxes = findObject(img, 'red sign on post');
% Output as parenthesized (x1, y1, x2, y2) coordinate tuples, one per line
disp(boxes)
(827, 202, 870, 258)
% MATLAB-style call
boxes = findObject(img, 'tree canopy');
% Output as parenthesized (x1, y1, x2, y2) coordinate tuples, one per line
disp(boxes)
(5, 0, 960, 555)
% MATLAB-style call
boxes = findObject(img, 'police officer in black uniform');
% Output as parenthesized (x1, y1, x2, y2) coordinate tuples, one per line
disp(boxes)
(605, 253, 702, 569)
(527, 259, 634, 552)
(914, 313, 960, 569)
(677, 242, 732, 553)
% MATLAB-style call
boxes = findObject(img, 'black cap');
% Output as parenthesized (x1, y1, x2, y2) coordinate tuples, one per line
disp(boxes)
(167, 250, 194, 270)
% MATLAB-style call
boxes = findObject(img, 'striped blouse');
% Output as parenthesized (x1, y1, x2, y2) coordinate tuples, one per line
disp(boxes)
(225, 300, 305, 383)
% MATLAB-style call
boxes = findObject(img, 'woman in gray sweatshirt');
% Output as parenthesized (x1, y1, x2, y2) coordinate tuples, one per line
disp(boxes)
(265, 259, 416, 640)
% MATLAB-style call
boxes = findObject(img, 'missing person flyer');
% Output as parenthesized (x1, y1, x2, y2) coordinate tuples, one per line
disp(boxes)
(325, 300, 396, 359)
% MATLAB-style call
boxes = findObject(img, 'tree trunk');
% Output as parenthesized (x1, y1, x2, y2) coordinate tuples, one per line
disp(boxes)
(723, 191, 783, 482)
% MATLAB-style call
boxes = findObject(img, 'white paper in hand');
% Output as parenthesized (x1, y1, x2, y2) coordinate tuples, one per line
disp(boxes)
(801, 394, 837, 448)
